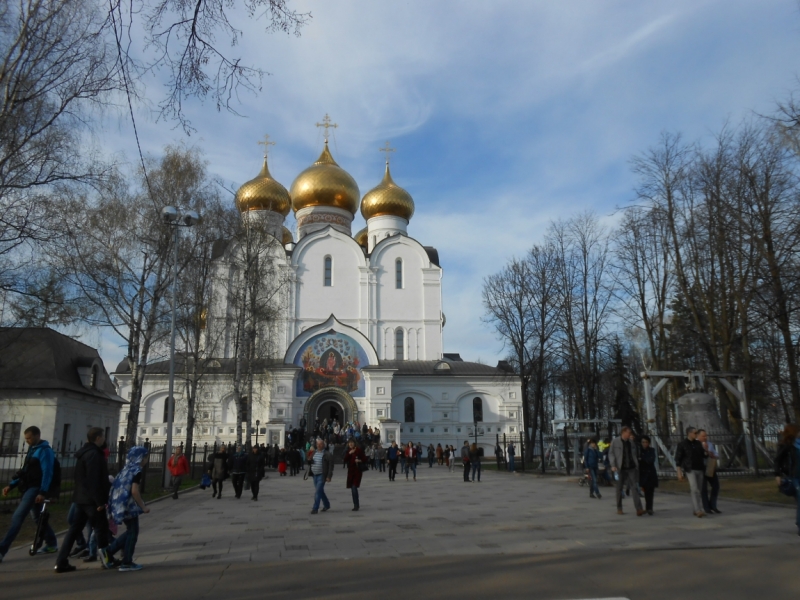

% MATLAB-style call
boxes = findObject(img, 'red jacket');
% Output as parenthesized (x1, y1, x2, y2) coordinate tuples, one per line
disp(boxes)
(168, 454, 189, 476)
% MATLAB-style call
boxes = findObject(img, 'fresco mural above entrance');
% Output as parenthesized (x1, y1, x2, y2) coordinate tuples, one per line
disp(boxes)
(294, 330, 369, 397)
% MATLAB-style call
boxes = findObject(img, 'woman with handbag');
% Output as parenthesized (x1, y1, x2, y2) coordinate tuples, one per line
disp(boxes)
(344, 439, 367, 511)
(774, 423, 800, 536)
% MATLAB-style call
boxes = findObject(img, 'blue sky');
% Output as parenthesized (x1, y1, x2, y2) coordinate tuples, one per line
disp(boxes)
(91, 0, 800, 371)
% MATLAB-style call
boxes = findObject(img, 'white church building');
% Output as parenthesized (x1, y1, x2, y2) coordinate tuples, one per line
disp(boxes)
(114, 126, 522, 452)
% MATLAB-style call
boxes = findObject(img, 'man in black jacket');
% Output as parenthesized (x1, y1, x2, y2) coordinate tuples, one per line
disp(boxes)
(55, 428, 114, 573)
(674, 426, 708, 518)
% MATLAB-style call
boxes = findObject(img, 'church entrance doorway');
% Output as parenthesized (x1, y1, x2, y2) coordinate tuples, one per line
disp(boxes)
(304, 387, 359, 437)
(316, 400, 344, 424)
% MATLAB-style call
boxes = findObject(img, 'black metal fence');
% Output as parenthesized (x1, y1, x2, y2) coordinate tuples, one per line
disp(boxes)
(495, 430, 782, 477)
(0, 439, 216, 509)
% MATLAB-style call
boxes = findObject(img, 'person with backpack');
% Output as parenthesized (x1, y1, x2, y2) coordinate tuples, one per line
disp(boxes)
(0, 426, 58, 562)
(167, 446, 189, 500)
(106, 446, 150, 571)
(55, 427, 114, 573)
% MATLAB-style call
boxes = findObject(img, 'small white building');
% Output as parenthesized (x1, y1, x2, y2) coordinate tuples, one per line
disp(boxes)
(114, 132, 523, 453)
(0, 328, 126, 454)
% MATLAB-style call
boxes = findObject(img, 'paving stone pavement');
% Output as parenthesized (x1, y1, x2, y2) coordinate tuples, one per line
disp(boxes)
(3, 465, 796, 571)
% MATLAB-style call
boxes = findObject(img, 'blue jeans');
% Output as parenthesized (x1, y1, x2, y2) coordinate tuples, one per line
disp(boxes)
(108, 517, 139, 565)
(67, 503, 88, 548)
(508, 457, 515, 472)
(0, 487, 57, 556)
(471, 461, 481, 481)
(404, 462, 416, 478)
(588, 468, 600, 496)
(313, 474, 330, 511)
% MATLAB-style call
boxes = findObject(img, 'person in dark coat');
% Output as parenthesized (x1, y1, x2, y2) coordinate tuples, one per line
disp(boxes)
(774, 423, 800, 536)
(344, 438, 367, 511)
(638, 435, 659, 515)
(54, 427, 113, 573)
(245, 446, 266, 500)
(583, 439, 602, 499)
(229, 445, 248, 499)
(207, 445, 229, 499)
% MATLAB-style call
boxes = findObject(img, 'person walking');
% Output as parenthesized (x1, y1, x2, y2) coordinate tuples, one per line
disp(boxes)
(448, 446, 456, 472)
(674, 427, 707, 518)
(436, 443, 443, 466)
(583, 439, 602, 499)
(309, 439, 334, 514)
(167, 446, 189, 500)
(0, 426, 58, 562)
(387, 441, 400, 481)
(469, 443, 482, 482)
(106, 446, 150, 572)
(208, 444, 230, 499)
(494, 443, 503, 470)
(246, 445, 266, 500)
(507, 442, 516, 472)
(461, 441, 471, 482)
(608, 427, 644, 517)
(54, 427, 114, 573)
(405, 442, 418, 481)
(344, 439, 367, 511)
(774, 424, 800, 536)
(698, 430, 720, 514)
(427, 444, 436, 468)
(639, 435, 658, 515)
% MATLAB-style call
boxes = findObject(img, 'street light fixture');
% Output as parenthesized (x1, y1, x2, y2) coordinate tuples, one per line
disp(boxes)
(255, 419, 261, 447)
(162, 205, 200, 489)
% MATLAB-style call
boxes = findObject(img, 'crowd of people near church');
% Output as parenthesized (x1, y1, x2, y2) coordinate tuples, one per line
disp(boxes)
(1, 421, 798, 576)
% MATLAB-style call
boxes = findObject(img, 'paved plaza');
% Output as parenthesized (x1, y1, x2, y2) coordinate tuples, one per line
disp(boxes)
(2, 466, 799, 598)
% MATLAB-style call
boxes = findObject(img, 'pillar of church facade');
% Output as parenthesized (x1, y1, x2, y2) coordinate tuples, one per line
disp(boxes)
(366, 214, 408, 252)
(296, 206, 353, 239)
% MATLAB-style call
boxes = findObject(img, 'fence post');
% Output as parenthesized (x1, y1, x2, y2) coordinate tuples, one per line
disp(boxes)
(563, 427, 571, 475)
(520, 436, 525, 472)
(118, 437, 126, 472)
(140, 439, 150, 495)
(192, 443, 197, 479)
(203, 443, 209, 478)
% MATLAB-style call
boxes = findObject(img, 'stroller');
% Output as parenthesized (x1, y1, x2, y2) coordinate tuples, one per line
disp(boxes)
(29, 499, 51, 556)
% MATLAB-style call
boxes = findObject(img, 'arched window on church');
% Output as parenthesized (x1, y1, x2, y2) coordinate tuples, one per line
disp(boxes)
(472, 397, 483, 422)
(395, 328, 404, 360)
(324, 255, 332, 286)
(395, 258, 403, 289)
(162, 397, 171, 423)
(404, 397, 415, 422)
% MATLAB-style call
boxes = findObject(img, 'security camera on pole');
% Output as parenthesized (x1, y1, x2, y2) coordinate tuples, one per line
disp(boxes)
(162, 206, 200, 489)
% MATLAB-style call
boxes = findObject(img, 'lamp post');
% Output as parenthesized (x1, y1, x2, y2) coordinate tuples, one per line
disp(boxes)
(162, 206, 200, 489)
(255, 419, 260, 447)
(473, 418, 479, 447)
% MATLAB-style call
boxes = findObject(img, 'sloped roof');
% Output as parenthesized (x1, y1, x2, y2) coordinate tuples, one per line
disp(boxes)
(113, 355, 286, 375)
(0, 327, 123, 402)
(366, 360, 509, 377)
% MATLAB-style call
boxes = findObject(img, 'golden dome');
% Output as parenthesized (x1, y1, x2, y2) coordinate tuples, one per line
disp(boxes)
(281, 226, 293, 246)
(360, 163, 414, 221)
(290, 142, 360, 214)
(235, 158, 291, 216)
(354, 226, 368, 247)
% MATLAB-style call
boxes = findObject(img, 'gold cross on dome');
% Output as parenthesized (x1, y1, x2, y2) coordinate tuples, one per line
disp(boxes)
(257, 134, 276, 158)
(379, 141, 396, 165)
(315, 114, 338, 142)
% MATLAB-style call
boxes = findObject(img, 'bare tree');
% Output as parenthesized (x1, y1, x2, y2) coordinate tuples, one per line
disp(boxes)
(57, 145, 214, 444)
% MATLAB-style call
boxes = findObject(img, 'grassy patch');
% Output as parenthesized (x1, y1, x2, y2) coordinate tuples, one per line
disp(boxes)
(659, 476, 795, 505)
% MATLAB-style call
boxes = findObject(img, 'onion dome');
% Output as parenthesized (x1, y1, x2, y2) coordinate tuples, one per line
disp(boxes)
(281, 226, 293, 246)
(235, 158, 291, 216)
(290, 142, 360, 214)
(354, 226, 368, 247)
(360, 163, 414, 221)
